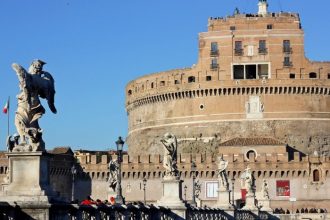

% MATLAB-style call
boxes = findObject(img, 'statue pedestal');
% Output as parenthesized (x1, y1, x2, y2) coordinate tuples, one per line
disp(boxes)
(242, 193, 258, 211)
(157, 176, 186, 218)
(258, 199, 272, 212)
(1, 151, 60, 218)
(215, 189, 233, 210)
(2, 151, 58, 200)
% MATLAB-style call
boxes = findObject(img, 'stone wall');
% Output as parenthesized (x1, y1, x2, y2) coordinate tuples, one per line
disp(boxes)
(75, 147, 330, 211)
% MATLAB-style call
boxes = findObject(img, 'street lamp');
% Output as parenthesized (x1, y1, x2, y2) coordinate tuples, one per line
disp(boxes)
(231, 177, 235, 208)
(184, 185, 187, 201)
(71, 164, 77, 202)
(143, 177, 147, 204)
(191, 161, 197, 206)
(115, 136, 125, 204)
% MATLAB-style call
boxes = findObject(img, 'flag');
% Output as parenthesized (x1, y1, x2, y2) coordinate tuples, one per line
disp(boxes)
(3, 98, 9, 114)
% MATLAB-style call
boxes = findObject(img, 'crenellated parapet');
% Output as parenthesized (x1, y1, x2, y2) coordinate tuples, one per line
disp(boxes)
(74, 148, 330, 182)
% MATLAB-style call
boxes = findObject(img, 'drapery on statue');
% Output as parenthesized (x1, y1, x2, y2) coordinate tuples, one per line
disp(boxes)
(261, 179, 270, 199)
(240, 166, 254, 195)
(160, 133, 178, 178)
(108, 160, 118, 191)
(9, 59, 57, 152)
(194, 180, 202, 199)
(217, 155, 229, 190)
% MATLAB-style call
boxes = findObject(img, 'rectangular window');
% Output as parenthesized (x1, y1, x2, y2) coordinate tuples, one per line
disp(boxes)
(210, 42, 218, 56)
(290, 73, 295, 79)
(258, 64, 269, 79)
(230, 26, 236, 31)
(246, 65, 256, 79)
(160, 81, 165, 86)
(174, 80, 180, 84)
(328, 73, 330, 79)
(205, 182, 218, 198)
(283, 40, 291, 53)
(210, 58, 218, 70)
(235, 41, 243, 55)
(276, 180, 290, 197)
(284, 57, 292, 67)
(259, 40, 267, 54)
(233, 65, 244, 79)
(206, 76, 212, 81)
(267, 24, 273, 29)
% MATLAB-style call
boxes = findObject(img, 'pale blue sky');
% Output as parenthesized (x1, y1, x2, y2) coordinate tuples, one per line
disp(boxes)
(0, 0, 329, 151)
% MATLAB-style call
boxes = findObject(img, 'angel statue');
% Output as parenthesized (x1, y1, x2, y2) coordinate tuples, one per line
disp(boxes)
(108, 160, 119, 191)
(240, 166, 254, 195)
(160, 132, 178, 178)
(10, 59, 57, 152)
(261, 179, 270, 199)
(217, 155, 229, 190)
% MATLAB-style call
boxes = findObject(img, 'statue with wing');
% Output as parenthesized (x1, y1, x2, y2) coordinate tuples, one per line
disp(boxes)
(9, 59, 57, 152)
(160, 132, 178, 178)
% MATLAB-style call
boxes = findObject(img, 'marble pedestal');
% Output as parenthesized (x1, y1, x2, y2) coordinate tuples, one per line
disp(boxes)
(1, 151, 60, 219)
(242, 194, 258, 211)
(258, 199, 272, 212)
(215, 189, 233, 210)
(157, 176, 186, 218)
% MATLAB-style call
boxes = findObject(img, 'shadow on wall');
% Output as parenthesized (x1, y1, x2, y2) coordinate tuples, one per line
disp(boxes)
(74, 164, 92, 202)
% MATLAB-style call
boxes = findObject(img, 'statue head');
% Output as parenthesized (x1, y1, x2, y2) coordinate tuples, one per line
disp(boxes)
(29, 59, 46, 74)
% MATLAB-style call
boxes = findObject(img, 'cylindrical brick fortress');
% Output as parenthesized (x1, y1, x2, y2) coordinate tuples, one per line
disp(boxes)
(126, 10, 330, 155)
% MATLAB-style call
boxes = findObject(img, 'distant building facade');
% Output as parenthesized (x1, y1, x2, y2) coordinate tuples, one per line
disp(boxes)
(125, 0, 330, 156)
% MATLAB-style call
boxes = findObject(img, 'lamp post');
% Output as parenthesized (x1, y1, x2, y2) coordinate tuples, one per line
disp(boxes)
(143, 177, 147, 204)
(71, 164, 77, 202)
(191, 161, 197, 206)
(184, 185, 187, 201)
(115, 136, 125, 204)
(231, 177, 235, 208)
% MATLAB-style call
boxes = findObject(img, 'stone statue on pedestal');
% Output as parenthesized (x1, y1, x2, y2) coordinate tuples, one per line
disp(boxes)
(9, 60, 57, 152)
(241, 166, 253, 195)
(240, 166, 258, 211)
(217, 155, 229, 190)
(160, 133, 178, 178)
(108, 160, 118, 191)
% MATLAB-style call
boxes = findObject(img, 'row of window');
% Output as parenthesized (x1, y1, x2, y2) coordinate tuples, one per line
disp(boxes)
(128, 73, 329, 95)
(210, 40, 292, 70)
(228, 24, 273, 32)
(211, 40, 291, 55)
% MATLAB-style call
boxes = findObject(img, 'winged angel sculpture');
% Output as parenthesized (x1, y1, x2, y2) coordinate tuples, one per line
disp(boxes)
(8, 59, 57, 152)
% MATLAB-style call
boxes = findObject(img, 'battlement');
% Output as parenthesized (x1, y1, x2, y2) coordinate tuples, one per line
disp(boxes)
(75, 149, 330, 181)
(208, 12, 301, 32)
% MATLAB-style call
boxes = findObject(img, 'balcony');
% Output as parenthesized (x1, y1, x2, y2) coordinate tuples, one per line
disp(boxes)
(234, 49, 243, 56)
(210, 50, 219, 56)
(258, 48, 268, 55)
(283, 47, 292, 54)
(210, 64, 219, 70)
(283, 61, 293, 67)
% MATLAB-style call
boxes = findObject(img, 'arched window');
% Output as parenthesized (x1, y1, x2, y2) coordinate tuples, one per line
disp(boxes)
(188, 76, 195, 83)
(128, 90, 132, 95)
(151, 82, 154, 89)
(313, 169, 320, 182)
(309, 72, 317, 79)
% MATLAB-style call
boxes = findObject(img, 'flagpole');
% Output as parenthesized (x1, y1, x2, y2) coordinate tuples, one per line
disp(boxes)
(7, 96, 10, 137)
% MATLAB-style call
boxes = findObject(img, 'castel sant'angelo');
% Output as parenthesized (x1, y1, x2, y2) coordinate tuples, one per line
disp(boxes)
(1, 0, 329, 215)
(125, 0, 330, 156)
